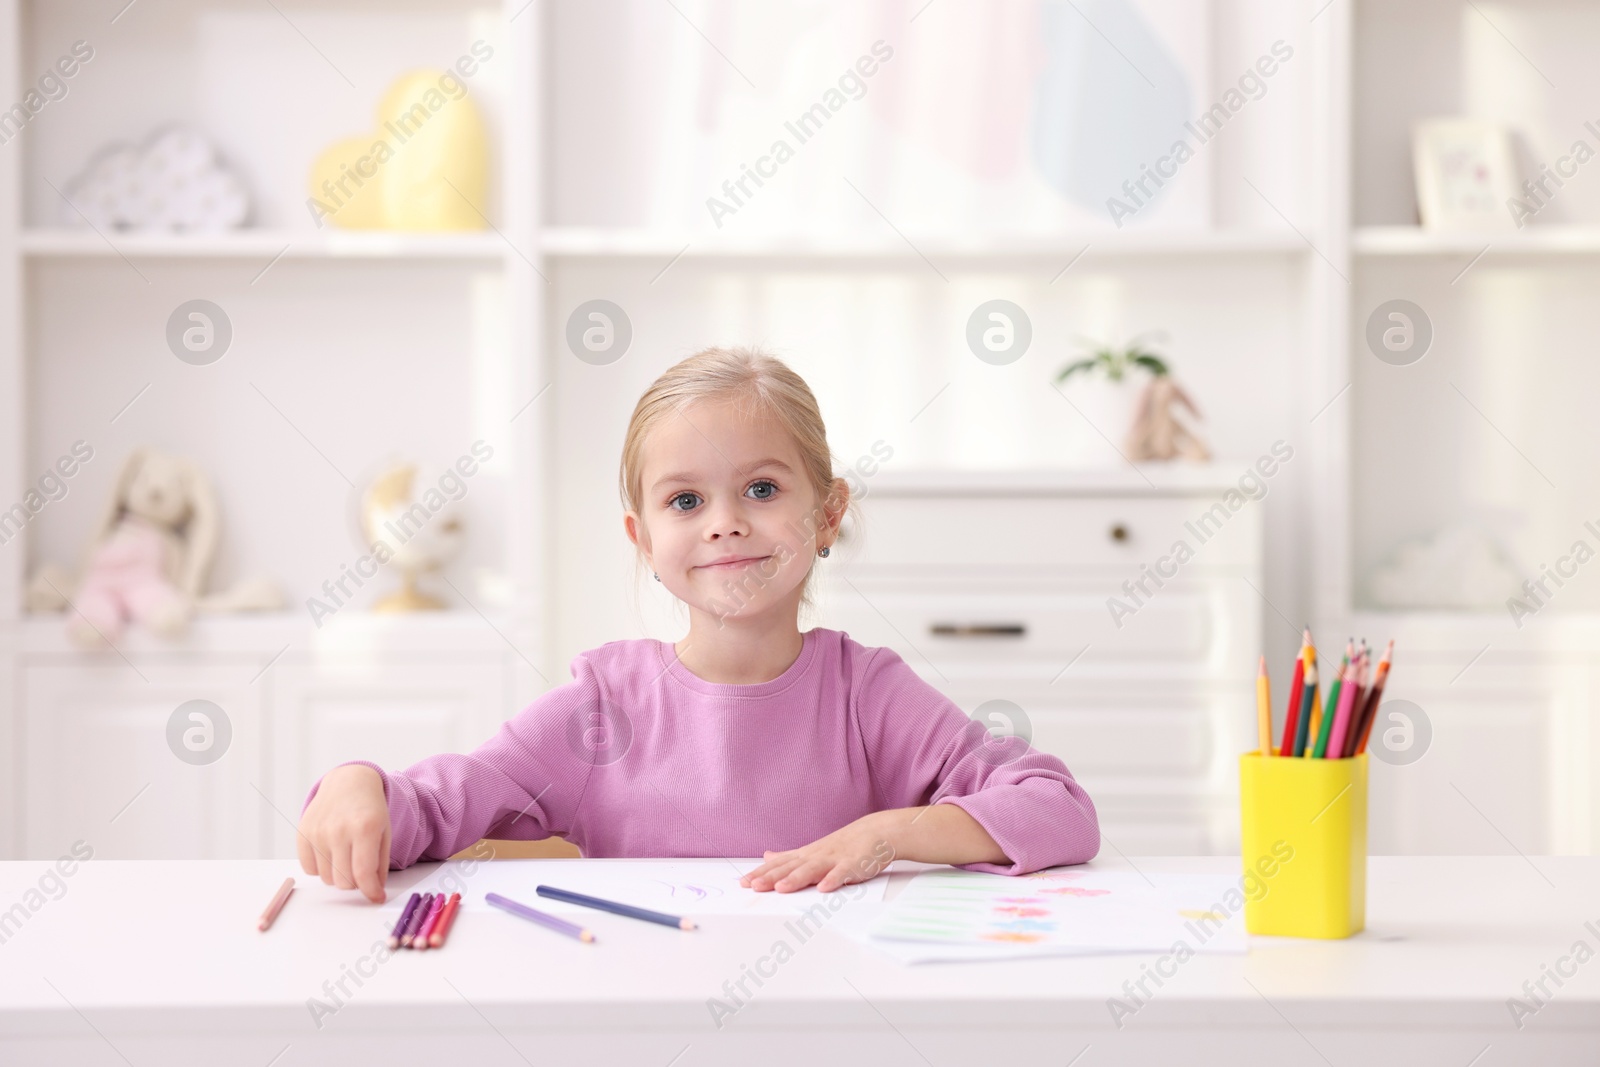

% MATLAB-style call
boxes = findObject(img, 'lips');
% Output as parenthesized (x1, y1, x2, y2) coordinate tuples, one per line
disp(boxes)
(697, 554, 771, 570)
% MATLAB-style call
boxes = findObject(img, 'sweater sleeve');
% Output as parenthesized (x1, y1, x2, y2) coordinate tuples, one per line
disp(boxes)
(853, 645, 1101, 875)
(299, 656, 605, 869)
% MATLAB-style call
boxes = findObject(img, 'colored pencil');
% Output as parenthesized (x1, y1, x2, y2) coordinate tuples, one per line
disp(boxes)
(401, 892, 434, 947)
(257, 877, 294, 932)
(1326, 655, 1362, 759)
(428, 893, 462, 948)
(1354, 639, 1395, 755)
(1293, 657, 1319, 758)
(486, 891, 596, 943)
(388, 892, 422, 949)
(1301, 638, 1322, 757)
(1342, 643, 1371, 758)
(535, 884, 698, 930)
(1256, 655, 1274, 756)
(1312, 640, 1353, 758)
(412, 893, 447, 951)
(1278, 630, 1307, 757)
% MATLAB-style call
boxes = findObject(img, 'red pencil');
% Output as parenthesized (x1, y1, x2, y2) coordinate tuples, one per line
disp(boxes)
(1354, 640, 1395, 755)
(429, 893, 463, 948)
(1279, 629, 1308, 757)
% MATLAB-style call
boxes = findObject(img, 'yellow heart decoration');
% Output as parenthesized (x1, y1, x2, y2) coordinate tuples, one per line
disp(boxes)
(308, 70, 488, 231)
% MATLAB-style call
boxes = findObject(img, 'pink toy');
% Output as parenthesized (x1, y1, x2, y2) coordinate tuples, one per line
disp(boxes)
(36, 448, 219, 647)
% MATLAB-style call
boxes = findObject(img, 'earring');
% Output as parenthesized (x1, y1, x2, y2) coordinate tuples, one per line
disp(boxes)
(819, 546, 830, 558)
(653, 573, 660, 581)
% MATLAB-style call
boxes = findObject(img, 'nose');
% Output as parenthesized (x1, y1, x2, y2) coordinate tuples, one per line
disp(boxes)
(702, 495, 748, 540)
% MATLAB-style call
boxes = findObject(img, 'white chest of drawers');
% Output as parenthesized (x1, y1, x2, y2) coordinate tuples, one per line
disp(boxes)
(812, 465, 1271, 855)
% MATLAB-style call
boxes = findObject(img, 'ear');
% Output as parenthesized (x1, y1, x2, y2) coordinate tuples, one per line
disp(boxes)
(87, 449, 144, 547)
(822, 477, 850, 542)
(622, 511, 652, 571)
(177, 459, 221, 597)
(1129, 376, 1157, 420)
(1169, 380, 1204, 419)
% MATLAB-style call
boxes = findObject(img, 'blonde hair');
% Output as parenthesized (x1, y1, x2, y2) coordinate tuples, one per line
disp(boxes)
(619, 346, 856, 611)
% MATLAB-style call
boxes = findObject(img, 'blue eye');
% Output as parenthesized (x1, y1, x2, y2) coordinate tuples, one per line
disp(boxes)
(667, 480, 777, 512)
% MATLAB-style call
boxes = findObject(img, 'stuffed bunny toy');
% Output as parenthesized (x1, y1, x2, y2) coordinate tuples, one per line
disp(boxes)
(36, 448, 219, 647)
(1124, 375, 1212, 463)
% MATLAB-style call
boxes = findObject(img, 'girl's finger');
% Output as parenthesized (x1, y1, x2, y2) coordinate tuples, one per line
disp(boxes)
(745, 857, 800, 883)
(351, 830, 385, 903)
(330, 837, 358, 891)
(295, 826, 318, 877)
(751, 856, 805, 890)
(818, 864, 855, 892)
(739, 860, 776, 885)
(774, 859, 827, 891)
(314, 836, 336, 886)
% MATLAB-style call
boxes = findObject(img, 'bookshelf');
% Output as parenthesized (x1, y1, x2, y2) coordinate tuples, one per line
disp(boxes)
(1, 0, 1596, 860)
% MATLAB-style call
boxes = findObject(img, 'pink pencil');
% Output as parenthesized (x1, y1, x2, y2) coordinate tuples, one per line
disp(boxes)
(257, 877, 294, 931)
(1326, 653, 1362, 758)
(412, 893, 447, 951)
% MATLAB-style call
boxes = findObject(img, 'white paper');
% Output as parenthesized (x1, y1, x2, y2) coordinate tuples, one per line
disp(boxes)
(852, 867, 1247, 963)
(383, 858, 890, 918)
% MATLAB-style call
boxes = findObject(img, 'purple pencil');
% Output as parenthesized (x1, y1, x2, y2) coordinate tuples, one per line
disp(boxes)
(388, 892, 422, 950)
(401, 893, 434, 947)
(485, 892, 595, 943)
(412, 893, 447, 952)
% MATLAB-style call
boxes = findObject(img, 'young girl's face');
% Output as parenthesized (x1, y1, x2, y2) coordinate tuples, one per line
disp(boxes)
(625, 395, 838, 626)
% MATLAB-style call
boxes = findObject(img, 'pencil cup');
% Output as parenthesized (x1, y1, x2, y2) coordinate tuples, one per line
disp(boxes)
(1238, 751, 1367, 939)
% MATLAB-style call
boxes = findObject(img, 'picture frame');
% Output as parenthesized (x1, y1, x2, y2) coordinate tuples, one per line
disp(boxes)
(1412, 118, 1520, 230)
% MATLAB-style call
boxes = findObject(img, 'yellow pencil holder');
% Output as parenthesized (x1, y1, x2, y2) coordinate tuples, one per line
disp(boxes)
(1238, 750, 1367, 939)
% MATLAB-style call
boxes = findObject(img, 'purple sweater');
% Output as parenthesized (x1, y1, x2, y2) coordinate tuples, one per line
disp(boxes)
(302, 627, 1101, 876)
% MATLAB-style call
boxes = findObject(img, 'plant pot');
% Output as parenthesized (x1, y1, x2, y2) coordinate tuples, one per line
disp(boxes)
(1056, 375, 1142, 465)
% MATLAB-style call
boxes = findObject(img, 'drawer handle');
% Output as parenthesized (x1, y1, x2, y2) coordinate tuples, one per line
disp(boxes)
(929, 623, 1027, 638)
(1109, 523, 1129, 542)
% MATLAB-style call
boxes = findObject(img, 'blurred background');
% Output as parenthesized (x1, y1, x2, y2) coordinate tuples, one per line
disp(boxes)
(2, 0, 1595, 863)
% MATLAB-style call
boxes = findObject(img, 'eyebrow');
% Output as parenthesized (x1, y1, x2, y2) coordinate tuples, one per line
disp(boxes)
(651, 458, 795, 492)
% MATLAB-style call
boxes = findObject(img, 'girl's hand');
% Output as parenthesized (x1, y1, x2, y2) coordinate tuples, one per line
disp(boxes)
(296, 764, 391, 903)
(739, 813, 897, 893)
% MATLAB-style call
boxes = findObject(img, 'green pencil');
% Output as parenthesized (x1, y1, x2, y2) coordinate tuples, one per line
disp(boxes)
(1311, 639, 1352, 758)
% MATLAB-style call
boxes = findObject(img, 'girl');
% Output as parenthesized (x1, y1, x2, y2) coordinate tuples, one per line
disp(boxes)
(297, 346, 1100, 903)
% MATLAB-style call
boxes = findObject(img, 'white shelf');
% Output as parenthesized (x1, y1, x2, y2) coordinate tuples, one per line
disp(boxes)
(1353, 226, 1600, 256)
(853, 463, 1267, 497)
(1342, 609, 1600, 656)
(18, 229, 509, 261)
(537, 227, 1313, 259)
(17, 610, 516, 657)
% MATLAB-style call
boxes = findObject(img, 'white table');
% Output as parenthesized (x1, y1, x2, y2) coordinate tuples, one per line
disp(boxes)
(2, 855, 1597, 1066)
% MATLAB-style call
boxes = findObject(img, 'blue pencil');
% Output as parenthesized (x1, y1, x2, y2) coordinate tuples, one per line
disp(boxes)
(486, 892, 596, 943)
(536, 884, 698, 930)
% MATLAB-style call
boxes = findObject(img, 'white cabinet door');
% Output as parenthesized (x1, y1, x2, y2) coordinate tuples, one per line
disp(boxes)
(1364, 662, 1568, 856)
(266, 660, 506, 859)
(23, 662, 264, 860)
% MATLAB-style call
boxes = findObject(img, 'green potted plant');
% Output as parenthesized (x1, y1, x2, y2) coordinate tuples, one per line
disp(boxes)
(1053, 331, 1171, 464)
(1054, 330, 1170, 385)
